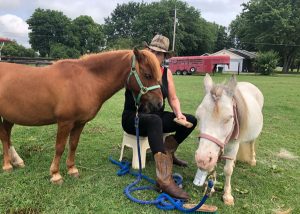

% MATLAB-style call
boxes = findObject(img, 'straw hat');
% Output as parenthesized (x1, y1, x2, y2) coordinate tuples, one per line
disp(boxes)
(144, 34, 173, 57)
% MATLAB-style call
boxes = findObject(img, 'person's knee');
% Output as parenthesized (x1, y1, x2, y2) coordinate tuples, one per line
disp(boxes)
(147, 114, 162, 127)
(186, 115, 197, 128)
(140, 114, 162, 129)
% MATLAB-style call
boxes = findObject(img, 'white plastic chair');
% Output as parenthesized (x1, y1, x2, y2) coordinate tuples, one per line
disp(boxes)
(119, 132, 170, 169)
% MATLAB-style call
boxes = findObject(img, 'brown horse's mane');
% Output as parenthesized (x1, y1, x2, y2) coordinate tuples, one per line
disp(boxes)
(53, 49, 161, 81)
(139, 49, 162, 82)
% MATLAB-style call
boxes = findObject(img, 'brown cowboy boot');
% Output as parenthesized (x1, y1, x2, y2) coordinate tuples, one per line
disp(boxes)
(154, 152, 189, 200)
(164, 135, 188, 167)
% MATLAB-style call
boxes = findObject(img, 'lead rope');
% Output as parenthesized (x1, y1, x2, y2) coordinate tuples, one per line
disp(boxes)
(109, 105, 214, 212)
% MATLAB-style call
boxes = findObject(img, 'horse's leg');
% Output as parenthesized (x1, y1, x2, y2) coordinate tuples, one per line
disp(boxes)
(210, 170, 217, 194)
(0, 118, 13, 171)
(66, 123, 85, 178)
(50, 121, 74, 184)
(236, 140, 256, 166)
(249, 140, 256, 166)
(3, 120, 25, 168)
(223, 141, 240, 206)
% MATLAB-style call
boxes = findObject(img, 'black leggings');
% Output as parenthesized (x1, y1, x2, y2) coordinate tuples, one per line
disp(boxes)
(122, 111, 197, 154)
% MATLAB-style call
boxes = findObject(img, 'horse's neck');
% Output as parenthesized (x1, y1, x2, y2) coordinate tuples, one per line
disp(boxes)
(235, 83, 264, 142)
(84, 51, 132, 99)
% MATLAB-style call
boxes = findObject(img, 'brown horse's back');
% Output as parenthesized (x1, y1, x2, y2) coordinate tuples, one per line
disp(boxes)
(0, 62, 99, 126)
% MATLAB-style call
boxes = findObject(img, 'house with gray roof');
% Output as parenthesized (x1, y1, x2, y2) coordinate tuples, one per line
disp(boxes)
(210, 48, 257, 73)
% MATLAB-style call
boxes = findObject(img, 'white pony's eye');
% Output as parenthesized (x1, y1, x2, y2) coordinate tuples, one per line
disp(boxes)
(224, 115, 233, 124)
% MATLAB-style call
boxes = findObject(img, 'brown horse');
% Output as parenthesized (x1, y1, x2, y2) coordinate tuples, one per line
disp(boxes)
(0, 48, 163, 184)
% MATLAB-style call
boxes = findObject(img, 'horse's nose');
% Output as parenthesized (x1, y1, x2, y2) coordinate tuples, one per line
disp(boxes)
(195, 151, 214, 170)
(157, 100, 163, 109)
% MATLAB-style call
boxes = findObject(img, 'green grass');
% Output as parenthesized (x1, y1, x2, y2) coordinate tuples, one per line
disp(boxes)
(1, 74, 300, 214)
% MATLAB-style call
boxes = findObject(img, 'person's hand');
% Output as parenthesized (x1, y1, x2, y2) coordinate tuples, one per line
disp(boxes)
(173, 117, 193, 128)
(176, 113, 186, 121)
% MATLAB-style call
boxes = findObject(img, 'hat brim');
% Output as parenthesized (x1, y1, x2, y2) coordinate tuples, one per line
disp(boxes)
(143, 42, 174, 58)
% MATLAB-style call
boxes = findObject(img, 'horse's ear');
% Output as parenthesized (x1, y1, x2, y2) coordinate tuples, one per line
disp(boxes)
(204, 73, 213, 94)
(133, 47, 143, 62)
(226, 74, 237, 97)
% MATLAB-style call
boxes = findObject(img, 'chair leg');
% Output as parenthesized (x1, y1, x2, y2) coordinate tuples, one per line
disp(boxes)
(119, 143, 125, 161)
(131, 146, 139, 169)
(140, 143, 147, 169)
(119, 132, 150, 169)
(131, 141, 148, 169)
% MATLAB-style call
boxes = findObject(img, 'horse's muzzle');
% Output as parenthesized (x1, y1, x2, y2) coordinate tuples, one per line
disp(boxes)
(195, 150, 218, 172)
(143, 99, 163, 113)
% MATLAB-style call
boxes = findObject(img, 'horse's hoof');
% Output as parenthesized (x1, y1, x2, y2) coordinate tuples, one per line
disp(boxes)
(3, 165, 13, 172)
(248, 160, 256, 166)
(68, 167, 79, 178)
(223, 194, 235, 206)
(12, 161, 25, 168)
(50, 174, 63, 185)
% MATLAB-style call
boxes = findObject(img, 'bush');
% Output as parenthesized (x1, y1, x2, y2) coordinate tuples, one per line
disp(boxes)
(254, 51, 279, 75)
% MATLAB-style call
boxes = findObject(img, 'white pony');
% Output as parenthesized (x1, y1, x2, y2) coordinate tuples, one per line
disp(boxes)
(195, 74, 263, 205)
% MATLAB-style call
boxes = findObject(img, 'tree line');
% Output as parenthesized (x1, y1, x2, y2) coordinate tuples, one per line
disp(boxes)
(229, 0, 300, 73)
(2, 0, 300, 73)
(2, 1, 230, 58)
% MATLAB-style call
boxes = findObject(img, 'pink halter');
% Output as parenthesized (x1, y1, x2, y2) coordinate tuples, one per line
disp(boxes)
(199, 99, 239, 149)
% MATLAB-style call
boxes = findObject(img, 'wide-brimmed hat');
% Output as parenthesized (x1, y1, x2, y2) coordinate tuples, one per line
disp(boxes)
(144, 35, 173, 57)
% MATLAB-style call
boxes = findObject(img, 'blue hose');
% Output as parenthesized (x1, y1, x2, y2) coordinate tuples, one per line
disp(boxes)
(109, 114, 214, 212)
(109, 157, 214, 212)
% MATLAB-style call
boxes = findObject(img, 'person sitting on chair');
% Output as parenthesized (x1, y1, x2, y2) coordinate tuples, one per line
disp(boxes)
(121, 34, 197, 199)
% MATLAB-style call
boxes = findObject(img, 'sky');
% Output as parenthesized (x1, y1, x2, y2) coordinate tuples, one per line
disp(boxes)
(0, 0, 248, 48)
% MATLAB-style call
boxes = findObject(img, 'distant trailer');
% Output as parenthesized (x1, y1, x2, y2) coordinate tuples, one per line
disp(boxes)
(168, 55, 230, 75)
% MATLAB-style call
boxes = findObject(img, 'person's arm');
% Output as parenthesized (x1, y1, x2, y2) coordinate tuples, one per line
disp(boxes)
(166, 69, 186, 120)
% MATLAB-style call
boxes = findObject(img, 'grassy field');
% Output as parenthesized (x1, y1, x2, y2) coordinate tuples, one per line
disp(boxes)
(0, 74, 299, 214)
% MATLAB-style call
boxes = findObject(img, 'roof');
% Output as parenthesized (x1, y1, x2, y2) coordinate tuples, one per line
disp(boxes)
(210, 49, 244, 60)
(228, 48, 257, 59)
(0, 37, 12, 43)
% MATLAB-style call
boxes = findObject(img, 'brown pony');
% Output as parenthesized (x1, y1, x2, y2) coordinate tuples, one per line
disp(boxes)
(0, 48, 163, 184)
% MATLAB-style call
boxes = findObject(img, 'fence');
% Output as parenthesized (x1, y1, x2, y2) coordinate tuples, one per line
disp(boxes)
(0, 56, 55, 66)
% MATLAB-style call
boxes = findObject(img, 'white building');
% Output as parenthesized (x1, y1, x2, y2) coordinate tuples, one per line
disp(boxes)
(210, 49, 244, 73)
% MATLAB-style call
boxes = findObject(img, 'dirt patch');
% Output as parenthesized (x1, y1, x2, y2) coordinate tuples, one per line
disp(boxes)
(276, 148, 298, 160)
(272, 208, 292, 214)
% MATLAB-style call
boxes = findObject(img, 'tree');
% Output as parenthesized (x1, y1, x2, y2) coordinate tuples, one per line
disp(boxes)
(72, 16, 105, 54)
(104, 2, 143, 49)
(27, 8, 77, 57)
(214, 25, 230, 52)
(109, 38, 134, 50)
(132, 1, 174, 47)
(103, 0, 219, 55)
(134, 0, 217, 55)
(2, 41, 36, 57)
(50, 43, 80, 59)
(229, 0, 300, 73)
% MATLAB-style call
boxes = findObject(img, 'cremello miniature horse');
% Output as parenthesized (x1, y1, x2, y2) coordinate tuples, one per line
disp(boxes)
(195, 74, 263, 205)
(0, 48, 163, 184)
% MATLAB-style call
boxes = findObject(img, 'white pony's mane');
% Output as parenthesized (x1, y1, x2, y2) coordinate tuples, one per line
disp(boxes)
(210, 82, 249, 141)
